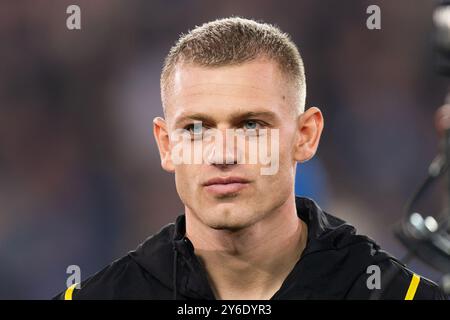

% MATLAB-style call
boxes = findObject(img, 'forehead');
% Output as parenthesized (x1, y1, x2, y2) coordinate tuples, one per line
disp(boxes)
(166, 59, 295, 122)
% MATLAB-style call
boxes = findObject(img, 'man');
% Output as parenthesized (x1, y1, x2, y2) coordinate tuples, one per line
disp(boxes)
(55, 17, 446, 300)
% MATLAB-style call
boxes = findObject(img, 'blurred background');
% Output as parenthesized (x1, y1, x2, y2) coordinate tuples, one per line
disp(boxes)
(0, 0, 449, 299)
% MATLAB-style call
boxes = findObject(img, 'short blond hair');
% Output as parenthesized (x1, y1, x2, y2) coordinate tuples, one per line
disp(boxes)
(161, 17, 306, 115)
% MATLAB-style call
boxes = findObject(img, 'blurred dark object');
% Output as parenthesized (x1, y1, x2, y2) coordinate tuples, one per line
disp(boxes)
(395, 0, 450, 294)
(396, 99, 450, 273)
(434, 0, 450, 75)
(395, 100, 450, 294)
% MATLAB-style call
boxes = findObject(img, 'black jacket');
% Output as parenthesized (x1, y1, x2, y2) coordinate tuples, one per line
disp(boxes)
(54, 197, 447, 300)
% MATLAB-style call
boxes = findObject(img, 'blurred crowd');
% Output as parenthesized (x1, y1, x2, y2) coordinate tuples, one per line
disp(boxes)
(0, 0, 448, 298)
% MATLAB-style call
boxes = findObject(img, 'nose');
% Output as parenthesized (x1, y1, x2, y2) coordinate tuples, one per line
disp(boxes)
(204, 129, 240, 167)
(206, 146, 238, 167)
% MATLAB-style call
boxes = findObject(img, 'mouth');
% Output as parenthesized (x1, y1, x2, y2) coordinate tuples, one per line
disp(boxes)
(202, 176, 251, 196)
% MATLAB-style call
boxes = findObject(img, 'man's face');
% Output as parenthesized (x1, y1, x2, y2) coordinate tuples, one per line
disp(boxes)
(157, 58, 313, 230)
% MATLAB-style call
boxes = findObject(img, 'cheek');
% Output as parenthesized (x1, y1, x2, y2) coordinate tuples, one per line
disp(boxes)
(279, 126, 296, 156)
(251, 173, 294, 212)
(174, 165, 199, 198)
(260, 167, 294, 189)
(256, 136, 296, 191)
(268, 129, 296, 173)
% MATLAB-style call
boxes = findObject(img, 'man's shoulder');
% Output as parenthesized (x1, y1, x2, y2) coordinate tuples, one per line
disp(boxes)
(53, 254, 160, 300)
(345, 256, 447, 300)
(52, 255, 133, 300)
(296, 198, 446, 300)
(53, 222, 177, 300)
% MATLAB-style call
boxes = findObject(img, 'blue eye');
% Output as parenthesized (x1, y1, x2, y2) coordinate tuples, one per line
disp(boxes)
(184, 122, 205, 140)
(243, 120, 258, 130)
(186, 123, 203, 134)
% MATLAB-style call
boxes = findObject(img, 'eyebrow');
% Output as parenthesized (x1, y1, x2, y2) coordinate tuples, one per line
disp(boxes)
(173, 110, 279, 127)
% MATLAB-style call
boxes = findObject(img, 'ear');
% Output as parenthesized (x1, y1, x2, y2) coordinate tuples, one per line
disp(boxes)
(153, 117, 175, 172)
(293, 107, 324, 163)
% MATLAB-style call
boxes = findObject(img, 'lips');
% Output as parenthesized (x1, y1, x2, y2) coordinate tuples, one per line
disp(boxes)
(203, 176, 250, 196)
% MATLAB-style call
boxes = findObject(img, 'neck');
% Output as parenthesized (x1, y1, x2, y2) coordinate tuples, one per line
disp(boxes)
(185, 194, 308, 300)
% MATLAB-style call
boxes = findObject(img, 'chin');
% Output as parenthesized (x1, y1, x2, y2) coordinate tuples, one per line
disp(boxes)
(203, 207, 257, 231)
(208, 220, 250, 231)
